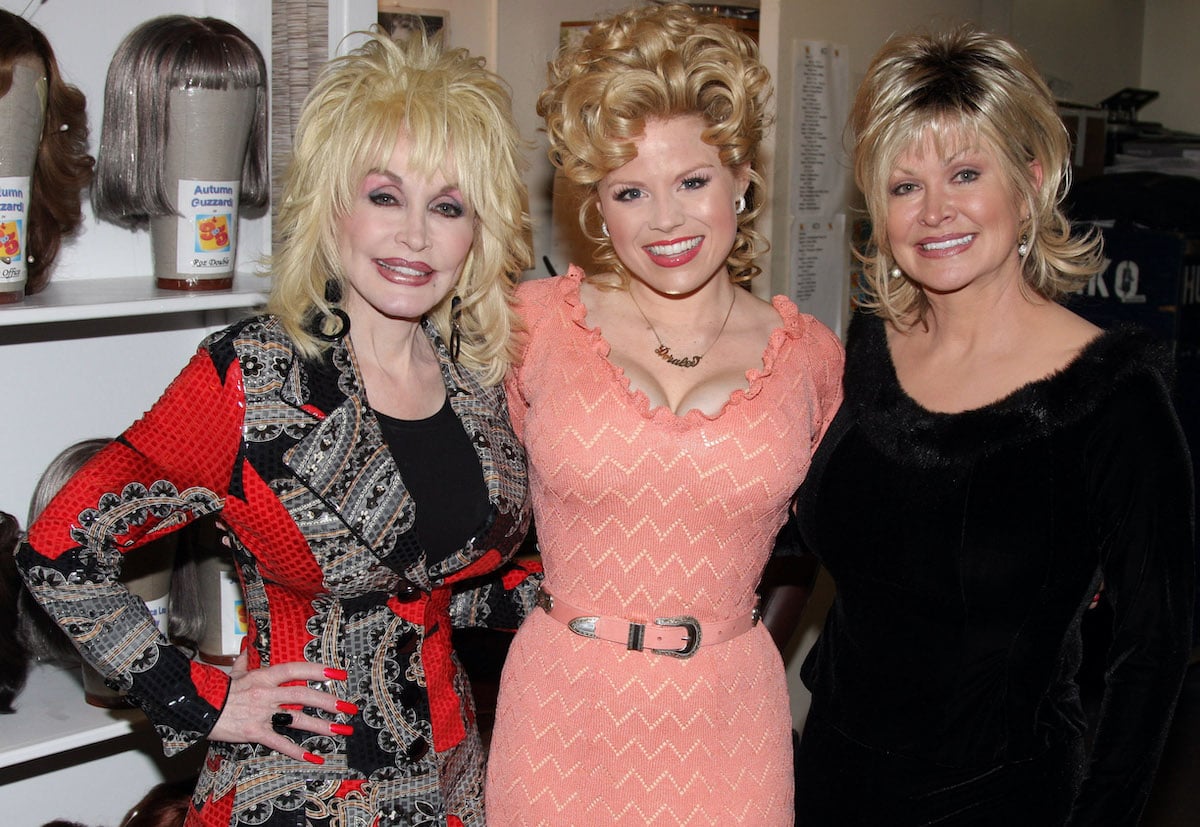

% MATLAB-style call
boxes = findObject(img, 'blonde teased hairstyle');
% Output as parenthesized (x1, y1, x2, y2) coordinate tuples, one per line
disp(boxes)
(91, 15, 268, 230)
(852, 26, 1103, 324)
(538, 2, 772, 288)
(268, 32, 531, 385)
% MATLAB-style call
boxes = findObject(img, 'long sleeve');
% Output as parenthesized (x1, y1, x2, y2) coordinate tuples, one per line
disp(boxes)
(16, 346, 243, 755)
(1068, 371, 1195, 825)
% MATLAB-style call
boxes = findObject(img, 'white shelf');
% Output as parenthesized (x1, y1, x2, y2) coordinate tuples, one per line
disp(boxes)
(0, 273, 269, 328)
(0, 664, 146, 768)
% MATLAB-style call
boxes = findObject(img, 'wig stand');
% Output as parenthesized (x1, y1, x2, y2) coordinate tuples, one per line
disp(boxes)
(0, 60, 46, 304)
(151, 86, 256, 291)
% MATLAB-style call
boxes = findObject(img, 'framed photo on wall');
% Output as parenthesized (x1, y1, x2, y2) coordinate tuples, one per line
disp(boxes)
(378, 3, 448, 43)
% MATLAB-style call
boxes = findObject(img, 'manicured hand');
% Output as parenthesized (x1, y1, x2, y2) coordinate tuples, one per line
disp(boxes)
(207, 650, 358, 765)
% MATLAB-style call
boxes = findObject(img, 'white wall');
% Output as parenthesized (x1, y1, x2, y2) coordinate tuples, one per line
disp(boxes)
(1141, 0, 1200, 134)
(1012, 0, 1144, 106)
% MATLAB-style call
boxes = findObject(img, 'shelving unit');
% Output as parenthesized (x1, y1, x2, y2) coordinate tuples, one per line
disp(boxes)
(0, 2, 269, 824)
(0, 664, 144, 770)
(0, 274, 269, 328)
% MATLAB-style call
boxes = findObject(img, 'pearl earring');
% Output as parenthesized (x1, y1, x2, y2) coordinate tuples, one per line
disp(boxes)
(601, 221, 609, 238)
(735, 196, 747, 215)
(889, 265, 903, 279)
(1017, 234, 1030, 257)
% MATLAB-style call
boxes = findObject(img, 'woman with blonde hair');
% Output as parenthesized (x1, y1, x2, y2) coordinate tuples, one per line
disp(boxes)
(19, 32, 536, 827)
(485, 4, 843, 824)
(792, 26, 1193, 824)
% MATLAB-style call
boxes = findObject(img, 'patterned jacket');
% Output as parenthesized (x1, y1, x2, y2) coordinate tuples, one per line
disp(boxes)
(18, 315, 536, 827)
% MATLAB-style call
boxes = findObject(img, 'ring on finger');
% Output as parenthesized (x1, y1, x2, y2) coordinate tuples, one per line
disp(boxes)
(271, 712, 294, 728)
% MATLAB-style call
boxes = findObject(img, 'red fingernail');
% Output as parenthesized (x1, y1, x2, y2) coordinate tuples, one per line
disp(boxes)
(324, 667, 348, 681)
(330, 723, 353, 736)
(336, 700, 359, 715)
(303, 751, 324, 765)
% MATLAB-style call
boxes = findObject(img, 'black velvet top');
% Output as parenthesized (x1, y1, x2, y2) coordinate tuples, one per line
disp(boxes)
(797, 313, 1195, 824)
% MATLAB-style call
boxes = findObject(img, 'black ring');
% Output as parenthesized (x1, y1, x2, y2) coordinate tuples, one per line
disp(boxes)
(271, 712, 294, 728)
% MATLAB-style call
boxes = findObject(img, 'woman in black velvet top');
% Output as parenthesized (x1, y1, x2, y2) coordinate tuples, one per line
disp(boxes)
(794, 26, 1194, 825)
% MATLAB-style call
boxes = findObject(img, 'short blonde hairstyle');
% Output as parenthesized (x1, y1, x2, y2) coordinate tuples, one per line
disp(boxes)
(268, 32, 531, 385)
(852, 26, 1102, 324)
(538, 2, 772, 287)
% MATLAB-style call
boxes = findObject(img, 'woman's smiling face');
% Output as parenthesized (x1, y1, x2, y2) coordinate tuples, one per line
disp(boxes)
(597, 115, 747, 297)
(885, 129, 1034, 299)
(337, 130, 476, 324)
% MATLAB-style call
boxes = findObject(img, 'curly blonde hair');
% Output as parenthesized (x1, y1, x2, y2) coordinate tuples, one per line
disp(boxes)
(268, 32, 531, 385)
(852, 25, 1103, 325)
(538, 3, 772, 288)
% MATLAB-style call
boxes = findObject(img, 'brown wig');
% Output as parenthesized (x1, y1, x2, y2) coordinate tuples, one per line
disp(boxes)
(0, 9, 93, 294)
(0, 511, 28, 712)
(91, 15, 269, 230)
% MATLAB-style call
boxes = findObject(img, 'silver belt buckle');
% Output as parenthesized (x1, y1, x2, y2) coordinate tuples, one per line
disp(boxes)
(649, 615, 702, 659)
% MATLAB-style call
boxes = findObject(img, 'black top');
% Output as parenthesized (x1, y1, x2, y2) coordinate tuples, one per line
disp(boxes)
(796, 313, 1195, 824)
(375, 397, 491, 566)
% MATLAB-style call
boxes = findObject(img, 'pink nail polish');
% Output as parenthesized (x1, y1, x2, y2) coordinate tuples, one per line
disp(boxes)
(336, 700, 359, 715)
(303, 751, 325, 765)
(330, 723, 354, 736)
(324, 667, 348, 681)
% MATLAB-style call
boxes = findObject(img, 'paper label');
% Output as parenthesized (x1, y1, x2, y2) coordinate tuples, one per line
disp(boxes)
(175, 179, 239, 274)
(0, 176, 31, 286)
(144, 594, 170, 634)
(220, 567, 248, 652)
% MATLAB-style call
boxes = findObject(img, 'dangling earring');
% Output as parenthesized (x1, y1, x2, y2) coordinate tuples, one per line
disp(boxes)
(735, 196, 747, 215)
(309, 280, 350, 342)
(1017, 234, 1030, 257)
(449, 295, 463, 363)
(601, 221, 609, 238)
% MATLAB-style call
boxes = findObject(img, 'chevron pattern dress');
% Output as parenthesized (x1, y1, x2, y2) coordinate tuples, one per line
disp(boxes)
(485, 269, 843, 825)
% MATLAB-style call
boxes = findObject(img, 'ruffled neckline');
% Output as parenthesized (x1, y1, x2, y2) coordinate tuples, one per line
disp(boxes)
(557, 266, 806, 424)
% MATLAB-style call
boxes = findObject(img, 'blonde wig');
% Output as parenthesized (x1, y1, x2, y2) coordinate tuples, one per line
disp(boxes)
(538, 2, 772, 288)
(91, 15, 269, 230)
(851, 26, 1103, 325)
(0, 10, 92, 294)
(268, 31, 531, 385)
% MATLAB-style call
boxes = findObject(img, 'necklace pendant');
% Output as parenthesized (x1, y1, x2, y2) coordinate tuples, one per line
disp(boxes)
(655, 344, 702, 368)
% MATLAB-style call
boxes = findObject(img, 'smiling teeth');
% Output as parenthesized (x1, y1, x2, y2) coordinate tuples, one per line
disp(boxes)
(921, 235, 975, 251)
(647, 237, 701, 256)
(379, 261, 430, 277)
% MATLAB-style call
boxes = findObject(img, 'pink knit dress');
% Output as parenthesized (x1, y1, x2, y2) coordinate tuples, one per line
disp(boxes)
(485, 269, 843, 825)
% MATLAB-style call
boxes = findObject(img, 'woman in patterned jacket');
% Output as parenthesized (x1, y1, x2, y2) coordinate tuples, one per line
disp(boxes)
(17, 32, 535, 827)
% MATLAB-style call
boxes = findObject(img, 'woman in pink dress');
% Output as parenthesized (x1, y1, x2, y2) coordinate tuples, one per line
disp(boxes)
(484, 5, 843, 824)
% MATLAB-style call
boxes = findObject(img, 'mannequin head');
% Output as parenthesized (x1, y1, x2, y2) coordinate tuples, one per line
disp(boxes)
(0, 10, 92, 295)
(91, 15, 269, 230)
(20, 439, 205, 668)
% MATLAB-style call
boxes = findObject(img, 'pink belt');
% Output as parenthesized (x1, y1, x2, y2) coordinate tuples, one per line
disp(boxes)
(535, 586, 760, 659)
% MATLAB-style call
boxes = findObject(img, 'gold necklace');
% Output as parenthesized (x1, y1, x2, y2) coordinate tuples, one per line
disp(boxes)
(627, 287, 737, 368)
